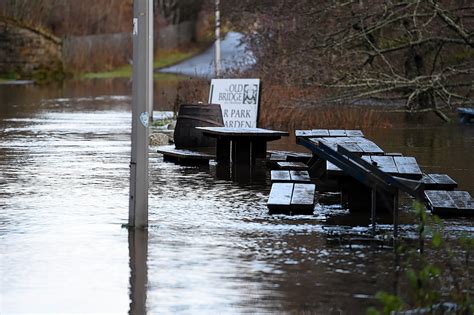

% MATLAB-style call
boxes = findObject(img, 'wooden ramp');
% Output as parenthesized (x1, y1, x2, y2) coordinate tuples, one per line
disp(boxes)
(425, 190, 474, 216)
(267, 183, 316, 214)
(157, 145, 214, 165)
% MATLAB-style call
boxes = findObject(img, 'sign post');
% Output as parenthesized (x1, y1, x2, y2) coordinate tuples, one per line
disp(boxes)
(129, 0, 153, 228)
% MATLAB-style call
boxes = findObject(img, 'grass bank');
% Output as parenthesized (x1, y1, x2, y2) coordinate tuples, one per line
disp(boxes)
(81, 48, 201, 80)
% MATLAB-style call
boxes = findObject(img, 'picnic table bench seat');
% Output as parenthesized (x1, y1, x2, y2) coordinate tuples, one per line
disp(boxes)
(267, 183, 316, 214)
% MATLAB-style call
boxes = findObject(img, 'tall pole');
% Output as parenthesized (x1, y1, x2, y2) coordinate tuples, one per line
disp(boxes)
(215, 0, 221, 77)
(129, 0, 153, 228)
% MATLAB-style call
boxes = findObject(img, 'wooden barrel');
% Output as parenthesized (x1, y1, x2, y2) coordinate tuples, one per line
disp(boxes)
(174, 103, 224, 149)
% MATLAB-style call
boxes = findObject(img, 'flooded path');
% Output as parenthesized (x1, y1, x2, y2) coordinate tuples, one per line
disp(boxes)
(1, 82, 473, 313)
(159, 32, 255, 78)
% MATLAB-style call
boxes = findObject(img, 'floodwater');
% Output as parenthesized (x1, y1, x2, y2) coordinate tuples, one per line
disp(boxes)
(1, 80, 473, 314)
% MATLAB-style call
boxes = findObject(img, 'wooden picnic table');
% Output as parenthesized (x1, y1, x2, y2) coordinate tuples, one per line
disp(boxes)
(327, 155, 423, 179)
(295, 129, 364, 138)
(196, 127, 289, 170)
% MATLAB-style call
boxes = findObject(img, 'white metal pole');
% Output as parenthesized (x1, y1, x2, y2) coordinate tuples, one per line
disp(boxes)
(215, 0, 221, 77)
(129, 0, 153, 228)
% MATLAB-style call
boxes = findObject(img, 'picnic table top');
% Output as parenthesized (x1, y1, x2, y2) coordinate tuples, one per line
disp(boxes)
(196, 127, 289, 137)
(308, 136, 384, 155)
(328, 155, 423, 179)
(296, 129, 364, 138)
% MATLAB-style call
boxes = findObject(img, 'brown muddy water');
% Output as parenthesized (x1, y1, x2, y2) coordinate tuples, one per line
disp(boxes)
(1, 79, 473, 314)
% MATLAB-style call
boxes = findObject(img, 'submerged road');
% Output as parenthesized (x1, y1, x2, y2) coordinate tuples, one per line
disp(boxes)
(159, 32, 255, 78)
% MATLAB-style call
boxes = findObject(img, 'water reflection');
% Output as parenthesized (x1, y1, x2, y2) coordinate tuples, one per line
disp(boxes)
(1, 82, 473, 313)
(128, 229, 148, 314)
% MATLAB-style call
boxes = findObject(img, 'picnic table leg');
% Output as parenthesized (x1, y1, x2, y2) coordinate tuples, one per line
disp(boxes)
(393, 191, 399, 240)
(232, 138, 252, 181)
(215, 137, 231, 166)
(371, 187, 377, 236)
(251, 140, 267, 161)
(307, 155, 327, 178)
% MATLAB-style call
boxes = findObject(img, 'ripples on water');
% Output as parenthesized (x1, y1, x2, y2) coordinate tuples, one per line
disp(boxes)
(1, 90, 473, 313)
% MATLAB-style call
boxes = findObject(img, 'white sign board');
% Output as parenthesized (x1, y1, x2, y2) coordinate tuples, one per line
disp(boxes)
(208, 79, 260, 128)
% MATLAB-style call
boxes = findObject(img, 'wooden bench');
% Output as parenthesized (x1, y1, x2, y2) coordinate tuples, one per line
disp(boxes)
(157, 145, 214, 165)
(271, 170, 311, 183)
(421, 174, 458, 190)
(267, 183, 316, 214)
(425, 190, 474, 216)
(297, 137, 425, 237)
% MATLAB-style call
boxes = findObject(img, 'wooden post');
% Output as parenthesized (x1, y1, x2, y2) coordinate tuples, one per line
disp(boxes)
(129, 0, 153, 228)
(214, 0, 221, 77)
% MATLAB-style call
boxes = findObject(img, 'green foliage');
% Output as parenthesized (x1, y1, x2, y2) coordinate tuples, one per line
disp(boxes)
(376, 291, 404, 314)
(369, 201, 473, 314)
(152, 118, 174, 127)
(0, 71, 19, 81)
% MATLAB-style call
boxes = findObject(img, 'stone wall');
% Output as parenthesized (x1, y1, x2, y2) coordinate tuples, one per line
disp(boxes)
(0, 18, 199, 77)
(0, 19, 63, 80)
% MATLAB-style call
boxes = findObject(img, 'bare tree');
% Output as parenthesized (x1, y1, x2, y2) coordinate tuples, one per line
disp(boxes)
(157, 0, 203, 24)
(225, 0, 474, 120)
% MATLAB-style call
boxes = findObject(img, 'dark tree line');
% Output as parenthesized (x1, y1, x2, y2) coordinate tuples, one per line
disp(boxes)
(224, 0, 473, 119)
(0, 0, 204, 36)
